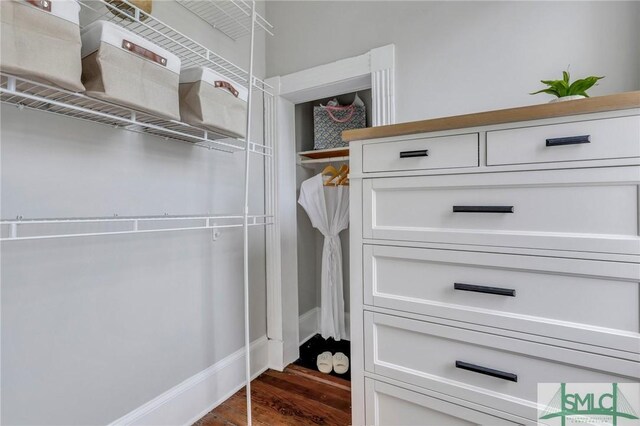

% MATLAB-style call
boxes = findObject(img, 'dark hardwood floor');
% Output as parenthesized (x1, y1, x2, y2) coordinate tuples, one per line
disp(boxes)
(193, 365, 352, 426)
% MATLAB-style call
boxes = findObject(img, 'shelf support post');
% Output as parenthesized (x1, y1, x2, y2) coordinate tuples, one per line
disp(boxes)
(241, 2, 258, 425)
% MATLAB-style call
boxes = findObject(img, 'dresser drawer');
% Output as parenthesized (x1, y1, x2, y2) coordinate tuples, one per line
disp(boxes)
(362, 133, 478, 173)
(364, 312, 639, 420)
(365, 378, 521, 426)
(363, 167, 640, 255)
(486, 115, 640, 166)
(364, 245, 640, 353)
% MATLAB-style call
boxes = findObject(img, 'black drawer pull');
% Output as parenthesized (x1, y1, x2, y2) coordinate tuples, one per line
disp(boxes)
(452, 206, 514, 213)
(454, 283, 516, 297)
(399, 149, 429, 158)
(455, 361, 518, 382)
(546, 135, 591, 147)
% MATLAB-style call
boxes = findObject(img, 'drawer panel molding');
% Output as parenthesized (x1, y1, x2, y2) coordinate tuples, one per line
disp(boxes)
(365, 378, 522, 425)
(362, 133, 479, 173)
(364, 312, 640, 420)
(363, 244, 640, 353)
(486, 115, 640, 166)
(363, 166, 640, 255)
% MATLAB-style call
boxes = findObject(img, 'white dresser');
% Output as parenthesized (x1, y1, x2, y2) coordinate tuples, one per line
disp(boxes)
(345, 93, 640, 426)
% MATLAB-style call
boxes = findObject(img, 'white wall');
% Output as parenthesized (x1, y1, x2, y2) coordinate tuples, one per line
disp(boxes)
(266, 1, 640, 122)
(0, 2, 267, 425)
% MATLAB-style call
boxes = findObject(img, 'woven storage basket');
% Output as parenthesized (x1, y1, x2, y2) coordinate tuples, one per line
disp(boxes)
(0, 0, 84, 92)
(81, 20, 181, 120)
(179, 67, 247, 139)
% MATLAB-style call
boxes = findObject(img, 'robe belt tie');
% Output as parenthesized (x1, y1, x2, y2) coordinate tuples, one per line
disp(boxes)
(325, 235, 341, 287)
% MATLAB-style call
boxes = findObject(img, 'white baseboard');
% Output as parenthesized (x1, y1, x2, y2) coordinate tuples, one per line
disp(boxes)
(298, 308, 350, 345)
(299, 307, 320, 345)
(109, 336, 269, 426)
(267, 338, 285, 372)
(345, 312, 350, 341)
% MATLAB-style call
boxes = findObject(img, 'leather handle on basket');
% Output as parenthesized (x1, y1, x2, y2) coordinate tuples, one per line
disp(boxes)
(215, 81, 239, 98)
(26, 0, 51, 12)
(122, 40, 167, 67)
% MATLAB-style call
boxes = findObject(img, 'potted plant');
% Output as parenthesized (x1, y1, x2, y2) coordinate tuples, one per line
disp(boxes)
(530, 71, 604, 103)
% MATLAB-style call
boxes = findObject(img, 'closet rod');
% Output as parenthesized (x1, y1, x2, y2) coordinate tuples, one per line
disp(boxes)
(298, 155, 350, 165)
(0, 214, 273, 242)
(0, 213, 273, 224)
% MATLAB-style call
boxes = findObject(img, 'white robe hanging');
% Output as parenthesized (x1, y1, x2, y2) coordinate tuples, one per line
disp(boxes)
(298, 173, 349, 340)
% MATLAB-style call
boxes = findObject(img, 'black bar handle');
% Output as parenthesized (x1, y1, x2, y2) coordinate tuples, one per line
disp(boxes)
(455, 361, 518, 382)
(454, 283, 516, 297)
(452, 206, 514, 213)
(400, 149, 429, 158)
(546, 135, 590, 147)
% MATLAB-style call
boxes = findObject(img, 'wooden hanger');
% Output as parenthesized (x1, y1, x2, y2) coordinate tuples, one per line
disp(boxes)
(322, 164, 350, 186)
(336, 165, 350, 186)
(322, 165, 340, 186)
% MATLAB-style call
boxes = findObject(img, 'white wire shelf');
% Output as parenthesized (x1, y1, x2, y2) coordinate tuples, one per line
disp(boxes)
(0, 214, 273, 242)
(79, 0, 274, 96)
(176, 0, 274, 40)
(0, 73, 272, 156)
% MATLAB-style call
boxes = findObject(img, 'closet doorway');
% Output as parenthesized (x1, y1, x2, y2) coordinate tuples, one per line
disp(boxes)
(294, 90, 373, 380)
(263, 45, 396, 373)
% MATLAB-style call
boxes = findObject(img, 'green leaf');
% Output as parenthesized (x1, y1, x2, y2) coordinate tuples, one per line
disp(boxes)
(548, 80, 569, 97)
(530, 88, 560, 97)
(532, 73, 604, 98)
(568, 76, 604, 96)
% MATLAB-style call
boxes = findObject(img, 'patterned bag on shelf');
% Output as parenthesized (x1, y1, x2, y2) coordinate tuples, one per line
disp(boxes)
(313, 94, 366, 149)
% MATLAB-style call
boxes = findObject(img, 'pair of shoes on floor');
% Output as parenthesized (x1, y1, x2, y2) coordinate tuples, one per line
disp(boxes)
(316, 351, 349, 374)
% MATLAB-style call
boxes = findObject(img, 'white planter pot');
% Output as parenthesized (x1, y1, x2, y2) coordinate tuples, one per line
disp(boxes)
(549, 95, 587, 103)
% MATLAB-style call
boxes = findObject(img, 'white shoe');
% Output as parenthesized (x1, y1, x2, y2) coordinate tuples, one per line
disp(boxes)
(317, 351, 333, 373)
(333, 352, 349, 374)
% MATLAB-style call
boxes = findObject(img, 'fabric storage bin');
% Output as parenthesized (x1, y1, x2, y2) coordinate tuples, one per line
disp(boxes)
(313, 94, 366, 149)
(0, 0, 84, 92)
(80, 20, 181, 120)
(179, 67, 247, 138)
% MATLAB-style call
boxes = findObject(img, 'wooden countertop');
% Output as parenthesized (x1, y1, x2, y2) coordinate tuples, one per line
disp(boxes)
(342, 91, 640, 142)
